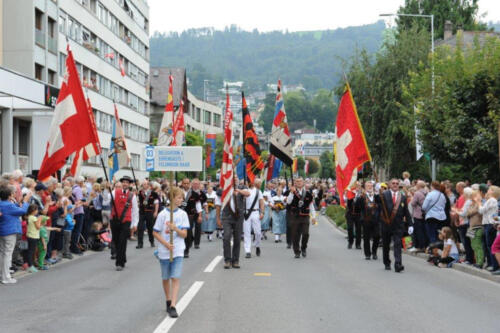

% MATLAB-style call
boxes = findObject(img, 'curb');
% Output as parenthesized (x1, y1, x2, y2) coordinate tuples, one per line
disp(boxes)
(324, 215, 500, 284)
(11, 249, 100, 281)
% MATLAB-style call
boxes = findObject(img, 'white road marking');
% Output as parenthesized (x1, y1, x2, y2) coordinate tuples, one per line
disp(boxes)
(203, 255, 223, 273)
(153, 281, 204, 333)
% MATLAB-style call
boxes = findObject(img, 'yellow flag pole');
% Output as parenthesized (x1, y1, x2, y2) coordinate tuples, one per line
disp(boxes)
(169, 171, 174, 262)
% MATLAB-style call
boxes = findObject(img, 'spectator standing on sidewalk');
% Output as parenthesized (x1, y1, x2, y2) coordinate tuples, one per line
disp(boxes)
(477, 185, 500, 272)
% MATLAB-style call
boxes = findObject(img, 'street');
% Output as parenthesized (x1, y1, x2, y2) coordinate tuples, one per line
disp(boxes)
(1, 215, 499, 333)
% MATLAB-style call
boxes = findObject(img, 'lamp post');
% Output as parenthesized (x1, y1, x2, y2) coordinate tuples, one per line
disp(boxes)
(380, 13, 436, 180)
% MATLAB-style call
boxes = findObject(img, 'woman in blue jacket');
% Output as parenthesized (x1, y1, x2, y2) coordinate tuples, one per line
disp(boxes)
(0, 185, 31, 284)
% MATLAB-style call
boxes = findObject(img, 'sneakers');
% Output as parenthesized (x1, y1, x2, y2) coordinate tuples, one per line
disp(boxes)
(166, 300, 172, 312)
(168, 306, 178, 318)
(63, 253, 73, 260)
(486, 266, 494, 272)
(39, 265, 50, 271)
(408, 247, 417, 253)
(47, 258, 57, 264)
(28, 266, 38, 273)
(256, 247, 261, 257)
(245, 253, 251, 259)
(224, 261, 231, 269)
(116, 266, 124, 271)
(1, 278, 17, 284)
(301, 250, 307, 258)
(232, 261, 240, 269)
(492, 269, 500, 275)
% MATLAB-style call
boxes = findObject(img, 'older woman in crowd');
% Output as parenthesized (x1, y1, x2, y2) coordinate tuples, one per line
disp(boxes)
(411, 180, 428, 251)
(0, 185, 31, 284)
(467, 190, 484, 269)
(477, 185, 500, 272)
(453, 187, 475, 264)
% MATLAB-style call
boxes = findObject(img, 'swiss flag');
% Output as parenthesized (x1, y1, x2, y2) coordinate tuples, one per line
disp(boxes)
(38, 46, 101, 180)
(335, 83, 371, 207)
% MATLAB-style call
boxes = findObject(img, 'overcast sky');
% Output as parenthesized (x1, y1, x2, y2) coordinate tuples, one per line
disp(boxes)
(148, 0, 500, 34)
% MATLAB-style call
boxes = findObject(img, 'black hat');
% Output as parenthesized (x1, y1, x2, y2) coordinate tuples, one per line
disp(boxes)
(119, 175, 133, 183)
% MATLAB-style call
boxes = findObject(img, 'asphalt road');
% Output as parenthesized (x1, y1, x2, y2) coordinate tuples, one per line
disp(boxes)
(1, 216, 499, 333)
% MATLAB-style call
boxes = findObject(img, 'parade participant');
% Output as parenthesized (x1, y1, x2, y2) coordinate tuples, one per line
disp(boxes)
(202, 185, 217, 241)
(345, 183, 362, 249)
(287, 177, 317, 258)
(180, 178, 206, 257)
(153, 187, 189, 318)
(284, 179, 293, 249)
(110, 176, 138, 271)
(243, 178, 264, 258)
(136, 180, 159, 249)
(358, 181, 381, 260)
(379, 178, 413, 272)
(216, 176, 249, 268)
(271, 186, 287, 243)
(261, 183, 273, 240)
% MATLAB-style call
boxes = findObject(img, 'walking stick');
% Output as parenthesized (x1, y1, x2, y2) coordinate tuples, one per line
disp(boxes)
(169, 171, 174, 262)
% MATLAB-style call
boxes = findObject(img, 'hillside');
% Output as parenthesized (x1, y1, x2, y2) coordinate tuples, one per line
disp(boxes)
(150, 21, 386, 96)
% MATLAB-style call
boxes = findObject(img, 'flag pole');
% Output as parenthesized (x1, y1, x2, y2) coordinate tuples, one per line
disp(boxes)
(130, 165, 139, 190)
(99, 155, 120, 219)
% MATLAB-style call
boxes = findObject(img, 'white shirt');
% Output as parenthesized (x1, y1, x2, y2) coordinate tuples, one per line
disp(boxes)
(445, 238, 459, 255)
(286, 188, 316, 216)
(246, 187, 263, 212)
(153, 208, 190, 259)
(263, 190, 273, 206)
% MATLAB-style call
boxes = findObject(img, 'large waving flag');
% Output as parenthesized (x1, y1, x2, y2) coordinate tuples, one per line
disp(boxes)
(335, 83, 371, 207)
(269, 80, 293, 166)
(242, 92, 264, 184)
(220, 90, 234, 210)
(70, 96, 101, 177)
(108, 104, 130, 180)
(157, 74, 175, 146)
(172, 100, 185, 146)
(38, 45, 100, 180)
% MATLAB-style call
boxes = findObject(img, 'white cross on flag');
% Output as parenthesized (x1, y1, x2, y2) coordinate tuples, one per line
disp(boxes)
(38, 46, 101, 180)
(334, 83, 371, 207)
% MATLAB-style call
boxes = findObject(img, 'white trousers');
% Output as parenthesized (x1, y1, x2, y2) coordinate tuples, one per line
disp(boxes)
(243, 212, 261, 253)
(0, 234, 17, 282)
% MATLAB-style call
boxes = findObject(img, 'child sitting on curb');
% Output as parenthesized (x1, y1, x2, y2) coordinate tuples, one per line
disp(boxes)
(153, 187, 189, 318)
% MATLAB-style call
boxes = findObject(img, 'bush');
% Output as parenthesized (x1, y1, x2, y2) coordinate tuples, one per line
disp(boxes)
(325, 205, 346, 229)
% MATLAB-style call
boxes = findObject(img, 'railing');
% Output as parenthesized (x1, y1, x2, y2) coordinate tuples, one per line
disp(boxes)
(35, 29, 45, 47)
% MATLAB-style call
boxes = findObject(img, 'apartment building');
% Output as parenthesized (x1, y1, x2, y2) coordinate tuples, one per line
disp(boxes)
(0, 0, 150, 179)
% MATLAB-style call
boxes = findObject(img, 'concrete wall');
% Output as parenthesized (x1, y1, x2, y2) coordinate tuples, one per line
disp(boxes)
(0, 0, 3, 66)
(3, 0, 34, 77)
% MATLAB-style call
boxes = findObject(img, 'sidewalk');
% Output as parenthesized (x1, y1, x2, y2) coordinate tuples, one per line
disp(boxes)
(11, 249, 101, 281)
(325, 216, 500, 284)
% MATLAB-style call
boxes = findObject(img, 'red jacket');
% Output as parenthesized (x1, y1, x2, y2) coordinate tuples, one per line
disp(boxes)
(111, 189, 133, 223)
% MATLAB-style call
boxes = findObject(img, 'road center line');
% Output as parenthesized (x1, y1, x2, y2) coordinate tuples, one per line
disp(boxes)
(153, 281, 204, 333)
(204, 255, 223, 273)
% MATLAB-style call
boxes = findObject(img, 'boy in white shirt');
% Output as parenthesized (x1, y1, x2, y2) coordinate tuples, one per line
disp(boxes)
(153, 187, 190, 318)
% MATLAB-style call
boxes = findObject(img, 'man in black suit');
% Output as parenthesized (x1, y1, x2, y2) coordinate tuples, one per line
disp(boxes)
(379, 178, 413, 273)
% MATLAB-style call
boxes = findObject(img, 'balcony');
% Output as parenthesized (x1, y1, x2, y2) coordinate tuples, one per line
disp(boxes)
(35, 29, 45, 47)
(47, 36, 57, 54)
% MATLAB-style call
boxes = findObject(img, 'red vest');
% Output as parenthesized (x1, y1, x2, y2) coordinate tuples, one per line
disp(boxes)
(111, 189, 133, 223)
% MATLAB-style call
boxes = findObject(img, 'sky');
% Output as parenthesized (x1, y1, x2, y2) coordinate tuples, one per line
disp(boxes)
(148, 0, 500, 34)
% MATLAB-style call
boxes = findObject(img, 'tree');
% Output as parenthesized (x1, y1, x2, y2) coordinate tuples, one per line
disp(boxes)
(306, 158, 320, 175)
(402, 33, 500, 182)
(319, 151, 335, 179)
(297, 156, 305, 177)
(396, 0, 487, 40)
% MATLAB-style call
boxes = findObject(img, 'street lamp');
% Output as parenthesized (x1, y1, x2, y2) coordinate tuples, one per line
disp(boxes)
(380, 12, 436, 180)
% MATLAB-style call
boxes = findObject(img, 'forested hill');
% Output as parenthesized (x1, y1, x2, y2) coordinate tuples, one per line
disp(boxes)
(150, 21, 386, 95)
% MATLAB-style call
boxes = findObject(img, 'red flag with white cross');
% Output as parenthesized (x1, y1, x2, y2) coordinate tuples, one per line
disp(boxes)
(335, 83, 371, 207)
(38, 45, 101, 180)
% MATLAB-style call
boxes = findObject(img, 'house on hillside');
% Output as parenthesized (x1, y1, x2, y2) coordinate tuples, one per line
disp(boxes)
(436, 20, 500, 48)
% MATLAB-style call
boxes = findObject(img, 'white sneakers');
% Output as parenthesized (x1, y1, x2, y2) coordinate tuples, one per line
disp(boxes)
(1, 278, 17, 284)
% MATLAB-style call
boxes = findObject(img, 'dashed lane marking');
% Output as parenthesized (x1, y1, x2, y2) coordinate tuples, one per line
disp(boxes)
(254, 273, 272, 277)
(204, 255, 223, 273)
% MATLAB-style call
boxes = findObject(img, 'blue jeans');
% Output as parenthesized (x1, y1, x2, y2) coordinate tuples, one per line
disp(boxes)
(70, 213, 84, 253)
(484, 224, 498, 270)
(425, 219, 439, 244)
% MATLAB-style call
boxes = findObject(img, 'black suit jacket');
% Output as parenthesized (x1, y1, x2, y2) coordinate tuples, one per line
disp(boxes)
(380, 191, 413, 230)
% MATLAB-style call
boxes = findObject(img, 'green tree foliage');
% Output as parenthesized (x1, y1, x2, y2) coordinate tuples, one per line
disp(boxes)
(306, 158, 319, 175)
(258, 89, 336, 133)
(150, 22, 386, 94)
(402, 33, 500, 182)
(319, 151, 335, 179)
(396, 0, 487, 39)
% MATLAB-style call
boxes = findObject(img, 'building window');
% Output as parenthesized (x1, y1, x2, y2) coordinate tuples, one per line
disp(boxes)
(35, 9, 45, 47)
(130, 154, 140, 169)
(48, 18, 57, 53)
(48, 69, 56, 85)
(19, 124, 29, 155)
(35, 63, 44, 81)
(204, 110, 211, 125)
(196, 108, 201, 122)
(58, 14, 66, 34)
(59, 53, 66, 74)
